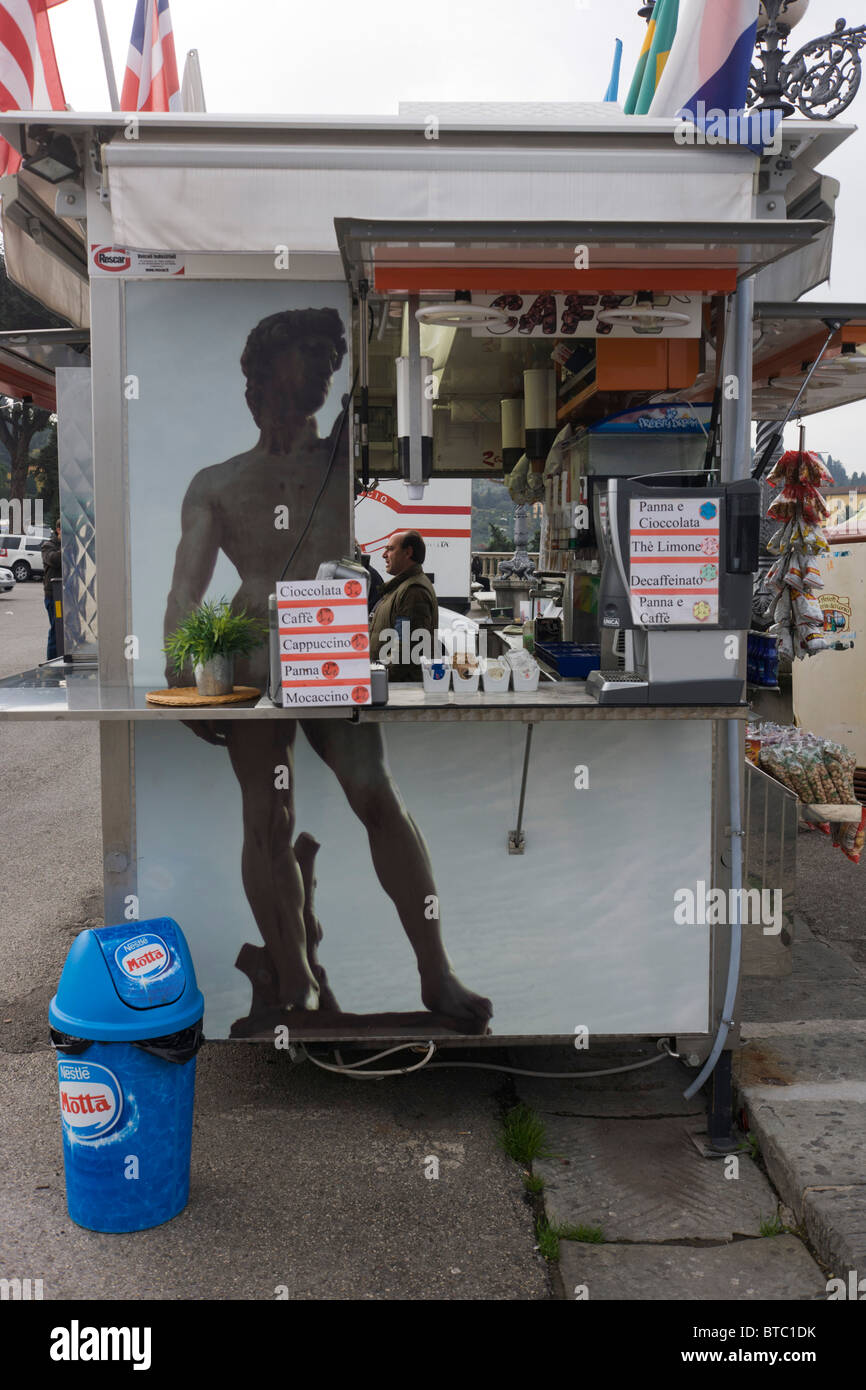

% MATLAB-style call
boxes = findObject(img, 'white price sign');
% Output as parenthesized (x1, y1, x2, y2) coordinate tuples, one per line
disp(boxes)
(628, 496, 721, 627)
(276, 578, 371, 707)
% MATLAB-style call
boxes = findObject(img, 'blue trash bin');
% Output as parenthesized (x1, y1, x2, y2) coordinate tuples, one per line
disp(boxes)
(49, 918, 204, 1233)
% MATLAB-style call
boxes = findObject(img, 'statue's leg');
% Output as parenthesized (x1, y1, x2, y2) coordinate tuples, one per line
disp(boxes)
(224, 720, 319, 1010)
(301, 718, 492, 1030)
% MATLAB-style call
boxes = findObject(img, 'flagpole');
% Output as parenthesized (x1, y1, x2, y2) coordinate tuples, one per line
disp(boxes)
(93, 0, 120, 111)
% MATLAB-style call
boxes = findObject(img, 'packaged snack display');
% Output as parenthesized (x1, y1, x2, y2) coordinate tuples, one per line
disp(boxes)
(749, 721, 862, 865)
(765, 450, 832, 660)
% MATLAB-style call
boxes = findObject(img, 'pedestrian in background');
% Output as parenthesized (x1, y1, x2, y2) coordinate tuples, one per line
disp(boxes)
(41, 519, 62, 660)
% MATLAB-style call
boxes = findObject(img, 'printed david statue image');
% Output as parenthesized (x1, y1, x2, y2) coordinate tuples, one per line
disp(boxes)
(163, 301, 492, 1034)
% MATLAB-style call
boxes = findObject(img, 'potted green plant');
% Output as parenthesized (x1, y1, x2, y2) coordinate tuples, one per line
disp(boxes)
(164, 599, 267, 697)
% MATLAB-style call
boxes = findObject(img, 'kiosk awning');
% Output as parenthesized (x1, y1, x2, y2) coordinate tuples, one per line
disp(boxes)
(335, 219, 828, 296)
(101, 138, 760, 254)
(751, 302, 866, 419)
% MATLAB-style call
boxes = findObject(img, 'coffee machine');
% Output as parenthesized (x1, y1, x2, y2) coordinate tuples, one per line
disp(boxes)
(585, 474, 760, 705)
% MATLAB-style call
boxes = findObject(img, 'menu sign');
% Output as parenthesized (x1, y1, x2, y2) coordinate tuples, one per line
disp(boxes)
(276, 578, 371, 707)
(628, 497, 720, 627)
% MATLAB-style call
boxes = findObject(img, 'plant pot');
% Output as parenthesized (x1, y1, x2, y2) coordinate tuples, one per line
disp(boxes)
(194, 654, 235, 696)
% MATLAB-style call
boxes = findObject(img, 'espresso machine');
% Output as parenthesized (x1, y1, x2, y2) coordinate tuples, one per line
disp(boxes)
(585, 474, 760, 705)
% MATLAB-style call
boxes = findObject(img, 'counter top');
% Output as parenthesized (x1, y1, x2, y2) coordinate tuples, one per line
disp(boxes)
(0, 663, 749, 722)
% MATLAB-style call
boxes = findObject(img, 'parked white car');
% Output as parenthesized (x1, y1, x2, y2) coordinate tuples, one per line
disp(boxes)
(0, 565, 14, 593)
(0, 533, 46, 582)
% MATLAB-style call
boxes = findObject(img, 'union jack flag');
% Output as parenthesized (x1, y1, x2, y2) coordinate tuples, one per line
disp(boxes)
(0, 0, 67, 175)
(121, 0, 180, 112)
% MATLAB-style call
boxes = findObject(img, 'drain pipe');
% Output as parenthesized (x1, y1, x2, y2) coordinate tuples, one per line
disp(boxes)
(683, 720, 743, 1101)
(683, 276, 750, 1102)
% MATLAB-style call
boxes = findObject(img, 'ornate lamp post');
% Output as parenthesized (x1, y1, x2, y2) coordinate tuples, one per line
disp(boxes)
(750, 3, 866, 118)
(635, 1, 865, 120)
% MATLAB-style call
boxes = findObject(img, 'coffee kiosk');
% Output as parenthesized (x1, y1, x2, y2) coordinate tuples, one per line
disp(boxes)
(2, 104, 864, 1135)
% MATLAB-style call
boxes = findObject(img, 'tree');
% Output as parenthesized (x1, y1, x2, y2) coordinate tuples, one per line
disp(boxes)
(0, 397, 53, 506)
(486, 522, 511, 551)
(30, 419, 59, 522)
(821, 454, 849, 485)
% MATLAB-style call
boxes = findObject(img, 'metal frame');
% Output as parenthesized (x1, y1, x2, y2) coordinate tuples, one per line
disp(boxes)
(0, 112, 817, 1062)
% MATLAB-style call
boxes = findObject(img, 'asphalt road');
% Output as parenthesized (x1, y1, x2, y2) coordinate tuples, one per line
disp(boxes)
(0, 583, 549, 1300)
(1, 581, 861, 1305)
(0, 580, 103, 1014)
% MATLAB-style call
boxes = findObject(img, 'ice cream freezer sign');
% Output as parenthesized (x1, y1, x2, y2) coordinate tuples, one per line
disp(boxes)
(629, 498, 720, 626)
(277, 579, 371, 707)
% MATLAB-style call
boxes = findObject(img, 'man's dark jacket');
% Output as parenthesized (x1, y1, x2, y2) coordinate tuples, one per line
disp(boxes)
(41, 535, 61, 597)
(368, 563, 438, 681)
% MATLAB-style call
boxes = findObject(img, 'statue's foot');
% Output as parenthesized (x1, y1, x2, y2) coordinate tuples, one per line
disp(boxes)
(421, 969, 493, 1032)
(278, 974, 320, 1011)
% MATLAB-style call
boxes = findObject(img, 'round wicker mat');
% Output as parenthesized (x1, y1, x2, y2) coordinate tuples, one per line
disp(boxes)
(145, 686, 261, 707)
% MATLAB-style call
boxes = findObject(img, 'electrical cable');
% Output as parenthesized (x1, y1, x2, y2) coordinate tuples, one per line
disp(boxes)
(301, 1041, 435, 1078)
(428, 1052, 669, 1080)
(299, 1039, 674, 1081)
(278, 368, 358, 582)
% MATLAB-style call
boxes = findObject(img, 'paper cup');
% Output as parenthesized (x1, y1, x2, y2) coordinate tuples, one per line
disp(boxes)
(481, 662, 511, 693)
(451, 667, 480, 694)
(507, 658, 540, 693)
(421, 659, 452, 694)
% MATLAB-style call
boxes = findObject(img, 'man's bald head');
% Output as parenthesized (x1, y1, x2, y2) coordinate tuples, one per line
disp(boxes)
(383, 530, 426, 578)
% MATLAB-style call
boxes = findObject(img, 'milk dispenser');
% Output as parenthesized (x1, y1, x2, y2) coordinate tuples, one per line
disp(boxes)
(585, 475, 760, 705)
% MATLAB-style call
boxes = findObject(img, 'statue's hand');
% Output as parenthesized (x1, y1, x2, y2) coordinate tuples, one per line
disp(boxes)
(182, 719, 229, 747)
(327, 395, 350, 446)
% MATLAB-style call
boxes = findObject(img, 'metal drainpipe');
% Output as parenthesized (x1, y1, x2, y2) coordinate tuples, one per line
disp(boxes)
(682, 279, 753, 1126)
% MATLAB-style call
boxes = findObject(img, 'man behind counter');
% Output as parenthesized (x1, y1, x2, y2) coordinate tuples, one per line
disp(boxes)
(369, 530, 438, 680)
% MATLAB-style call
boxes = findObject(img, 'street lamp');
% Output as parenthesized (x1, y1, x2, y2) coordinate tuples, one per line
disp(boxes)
(635, 1, 866, 120)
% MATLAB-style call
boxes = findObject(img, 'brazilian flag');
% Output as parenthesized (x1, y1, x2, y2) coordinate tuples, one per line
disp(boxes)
(624, 0, 680, 115)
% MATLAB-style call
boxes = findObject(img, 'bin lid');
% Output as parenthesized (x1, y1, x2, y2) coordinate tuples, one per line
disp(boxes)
(49, 918, 204, 1042)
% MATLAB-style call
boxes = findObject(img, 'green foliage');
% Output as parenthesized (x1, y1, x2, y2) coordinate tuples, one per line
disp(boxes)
(759, 1211, 792, 1237)
(535, 1216, 561, 1261)
(471, 478, 514, 550)
(164, 599, 267, 674)
(523, 1172, 545, 1195)
(500, 1104, 551, 1166)
(534, 1218, 603, 1261)
(560, 1224, 604, 1243)
(486, 522, 511, 552)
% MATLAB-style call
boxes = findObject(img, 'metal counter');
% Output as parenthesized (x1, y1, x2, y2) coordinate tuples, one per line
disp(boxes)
(0, 663, 749, 722)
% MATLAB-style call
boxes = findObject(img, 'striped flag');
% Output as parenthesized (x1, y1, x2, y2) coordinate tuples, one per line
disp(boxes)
(648, 0, 760, 117)
(602, 38, 623, 103)
(121, 0, 181, 112)
(0, 0, 67, 175)
(624, 0, 679, 115)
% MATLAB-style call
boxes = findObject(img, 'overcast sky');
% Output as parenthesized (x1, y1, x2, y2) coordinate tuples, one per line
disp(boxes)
(50, 0, 866, 471)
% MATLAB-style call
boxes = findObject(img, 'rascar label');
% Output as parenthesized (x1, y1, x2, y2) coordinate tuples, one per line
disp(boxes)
(90, 245, 185, 277)
(114, 933, 170, 982)
(90, 245, 131, 273)
(58, 1061, 122, 1140)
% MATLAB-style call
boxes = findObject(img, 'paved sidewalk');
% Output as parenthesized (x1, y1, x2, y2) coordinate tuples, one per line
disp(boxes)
(0, 1044, 548, 1301)
(513, 1046, 827, 1300)
(737, 910, 866, 1282)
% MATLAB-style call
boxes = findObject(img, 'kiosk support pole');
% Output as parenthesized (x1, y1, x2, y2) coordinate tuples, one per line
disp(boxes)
(697, 278, 754, 1146)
